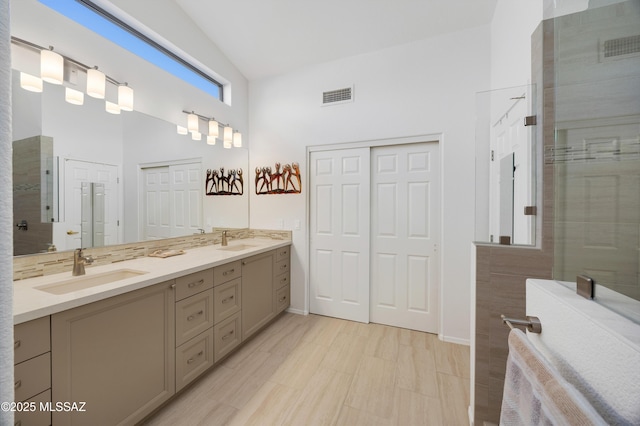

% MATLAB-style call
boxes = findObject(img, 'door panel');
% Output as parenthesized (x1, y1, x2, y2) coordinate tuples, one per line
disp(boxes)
(310, 148, 370, 323)
(371, 143, 440, 332)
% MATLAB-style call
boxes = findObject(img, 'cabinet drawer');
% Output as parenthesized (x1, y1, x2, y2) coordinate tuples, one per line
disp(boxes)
(275, 246, 290, 263)
(213, 261, 241, 286)
(14, 316, 50, 364)
(214, 278, 241, 324)
(176, 328, 214, 392)
(276, 285, 290, 314)
(14, 352, 50, 403)
(274, 258, 290, 276)
(176, 289, 214, 347)
(175, 269, 214, 301)
(274, 272, 290, 291)
(14, 389, 51, 426)
(214, 312, 241, 362)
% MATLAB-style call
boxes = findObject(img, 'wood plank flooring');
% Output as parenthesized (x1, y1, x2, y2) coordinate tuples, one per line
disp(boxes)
(143, 313, 470, 426)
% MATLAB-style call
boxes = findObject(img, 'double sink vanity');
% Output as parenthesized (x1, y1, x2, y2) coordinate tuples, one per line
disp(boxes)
(12, 238, 291, 425)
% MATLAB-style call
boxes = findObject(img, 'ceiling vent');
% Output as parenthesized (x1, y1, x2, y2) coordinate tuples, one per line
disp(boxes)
(322, 86, 354, 106)
(601, 34, 640, 60)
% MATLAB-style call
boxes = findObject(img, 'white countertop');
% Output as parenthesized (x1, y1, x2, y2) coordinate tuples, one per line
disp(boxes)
(14, 238, 291, 325)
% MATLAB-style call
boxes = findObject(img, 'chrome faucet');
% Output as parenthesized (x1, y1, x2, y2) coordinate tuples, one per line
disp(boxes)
(221, 230, 229, 246)
(73, 248, 94, 276)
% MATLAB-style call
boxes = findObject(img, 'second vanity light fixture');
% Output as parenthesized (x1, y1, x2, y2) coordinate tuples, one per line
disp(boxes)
(179, 110, 242, 149)
(13, 37, 135, 114)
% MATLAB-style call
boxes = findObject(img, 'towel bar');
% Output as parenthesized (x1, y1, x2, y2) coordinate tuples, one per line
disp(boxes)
(501, 314, 542, 334)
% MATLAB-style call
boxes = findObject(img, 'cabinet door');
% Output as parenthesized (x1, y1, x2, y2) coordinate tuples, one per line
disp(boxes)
(241, 251, 275, 340)
(52, 281, 175, 426)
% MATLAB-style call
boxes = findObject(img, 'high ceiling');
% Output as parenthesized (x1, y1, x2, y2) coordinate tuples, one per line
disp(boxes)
(174, 0, 498, 80)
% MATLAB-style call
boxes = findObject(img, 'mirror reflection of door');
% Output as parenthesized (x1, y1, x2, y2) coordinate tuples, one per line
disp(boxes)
(490, 91, 533, 245)
(63, 159, 119, 251)
(142, 162, 202, 241)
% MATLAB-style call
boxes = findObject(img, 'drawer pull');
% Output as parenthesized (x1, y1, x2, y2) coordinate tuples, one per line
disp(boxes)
(280, 250, 288, 256)
(170, 283, 176, 289)
(279, 296, 287, 303)
(222, 330, 235, 340)
(188, 279, 205, 288)
(222, 268, 235, 276)
(281, 277, 288, 284)
(187, 310, 204, 321)
(14, 380, 21, 389)
(280, 264, 288, 270)
(14, 340, 21, 350)
(15, 421, 22, 426)
(187, 350, 204, 364)
(222, 295, 235, 304)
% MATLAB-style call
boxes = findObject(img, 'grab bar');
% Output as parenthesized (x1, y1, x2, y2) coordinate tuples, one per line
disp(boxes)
(501, 314, 542, 334)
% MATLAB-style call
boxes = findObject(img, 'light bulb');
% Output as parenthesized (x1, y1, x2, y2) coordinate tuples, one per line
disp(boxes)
(41, 49, 64, 84)
(86, 68, 105, 99)
(65, 87, 84, 105)
(20, 72, 43, 92)
(118, 84, 134, 111)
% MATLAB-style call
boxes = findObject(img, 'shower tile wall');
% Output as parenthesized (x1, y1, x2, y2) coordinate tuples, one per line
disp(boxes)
(13, 135, 53, 255)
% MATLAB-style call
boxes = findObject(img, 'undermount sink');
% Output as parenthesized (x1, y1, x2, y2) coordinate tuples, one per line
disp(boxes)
(217, 244, 256, 252)
(35, 269, 148, 295)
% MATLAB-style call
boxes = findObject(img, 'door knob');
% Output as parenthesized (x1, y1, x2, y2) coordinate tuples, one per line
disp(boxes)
(67, 230, 79, 235)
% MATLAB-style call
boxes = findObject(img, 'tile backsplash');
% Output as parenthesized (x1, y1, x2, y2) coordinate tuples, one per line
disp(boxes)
(13, 228, 292, 281)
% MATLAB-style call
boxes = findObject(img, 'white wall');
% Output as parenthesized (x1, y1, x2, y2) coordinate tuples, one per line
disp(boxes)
(249, 25, 491, 343)
(490, 0, 543, 89)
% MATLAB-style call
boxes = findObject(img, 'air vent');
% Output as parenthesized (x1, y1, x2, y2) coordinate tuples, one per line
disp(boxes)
(603, 34, 640, 59)
(322, 87, 353, 106)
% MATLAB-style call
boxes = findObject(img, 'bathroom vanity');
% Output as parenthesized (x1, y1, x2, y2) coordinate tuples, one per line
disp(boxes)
(12, 239, 291, 425)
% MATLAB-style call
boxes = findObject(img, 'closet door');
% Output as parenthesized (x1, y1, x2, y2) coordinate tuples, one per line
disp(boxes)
(309, 148, 370, 323)
(370, 143, 440, 333)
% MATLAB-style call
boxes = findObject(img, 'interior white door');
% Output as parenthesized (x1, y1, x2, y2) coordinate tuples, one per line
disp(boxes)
(142, 163, 202, 240)
(142, 167, 171, 240)
(370, 143, 440, 332)
(309, 148, 370, 323)
(169, 163, 202, 237)
(63, 159, 119, 251)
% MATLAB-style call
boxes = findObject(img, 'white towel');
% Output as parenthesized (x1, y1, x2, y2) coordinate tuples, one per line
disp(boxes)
(500, 329, 607, 426)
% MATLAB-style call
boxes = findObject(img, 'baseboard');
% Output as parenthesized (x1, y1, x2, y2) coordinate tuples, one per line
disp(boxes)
(439, 334, 470, 346)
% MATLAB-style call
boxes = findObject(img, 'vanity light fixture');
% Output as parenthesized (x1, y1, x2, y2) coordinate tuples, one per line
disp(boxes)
(19, 72, 43, 93)
(87, 67, 106, 99)
(105, 101, 121, 114)
(187, 112, 199, 133)
(223, 125, 233, 144)
(65, 87, 84, 105)
(118, 84, 134, 111)
(177, 125, 188, 135)
(40, 47, 64, 84)
(208, 119, 219, 138)
(233, 131, 242, 148)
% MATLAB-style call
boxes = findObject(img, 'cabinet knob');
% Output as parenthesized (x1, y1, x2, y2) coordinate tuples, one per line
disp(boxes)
(279, 296, 287, 303)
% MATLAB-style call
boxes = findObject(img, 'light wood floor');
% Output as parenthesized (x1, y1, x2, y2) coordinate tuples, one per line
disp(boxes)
(143, 313, 470, 426)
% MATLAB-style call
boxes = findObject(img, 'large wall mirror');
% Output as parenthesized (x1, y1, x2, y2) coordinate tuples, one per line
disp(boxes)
(11, 1, 249, 256)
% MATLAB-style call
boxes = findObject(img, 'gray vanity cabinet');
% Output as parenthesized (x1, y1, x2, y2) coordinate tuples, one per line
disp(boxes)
(51, 281, 176, 425)
(241, 251, 276, 340)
